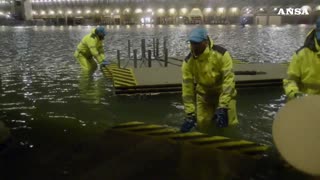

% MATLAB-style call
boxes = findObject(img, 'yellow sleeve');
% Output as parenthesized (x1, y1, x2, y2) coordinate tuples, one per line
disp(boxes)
(87, 37, 105, 63)
(97, 41, 106, 61)
(182, 60, 195, 115)
(218, 51, 236, 108)
(283, 52, 301, 99)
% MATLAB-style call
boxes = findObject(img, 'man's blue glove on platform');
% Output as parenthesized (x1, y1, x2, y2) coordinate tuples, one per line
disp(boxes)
(101, 59, 111, 66)
(214, 108, 229, 128)
(180, 114, 197, 133)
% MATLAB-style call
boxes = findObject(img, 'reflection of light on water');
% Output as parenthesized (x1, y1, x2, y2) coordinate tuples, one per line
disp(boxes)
(299, 24, 307, 27)
(48, 115, 77, 120)
(20, 141, 34, 148)
(49, 100, 68, 104)
(1, 102, 25, 106)
(218, 24, 224, 28)
(79, 120, 86, 126)
(20, 112, 30, 116)
(0, 106, 36, 111)
(171, 102, 184, 110)
(12, 125, 32, 130)
(14, 26, 32, 29)
(11, 120, 26, 123)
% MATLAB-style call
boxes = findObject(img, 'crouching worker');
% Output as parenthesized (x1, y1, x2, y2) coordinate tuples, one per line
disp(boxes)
(283, 17, 320, 100)
(180, 27, 239, 136)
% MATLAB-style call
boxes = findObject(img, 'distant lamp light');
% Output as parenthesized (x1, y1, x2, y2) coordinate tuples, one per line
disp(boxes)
(77, 10, 81, 14)
(231, 7, 238, 13)
(181, 8, 187, 14)
(205, 8, 212, 13)
(301, 5, 311, 11)
(135, 8, 142, 14)
(217, 7, 224, 13)
(158, 8, 164, 14)
(169, 8, 175, 14)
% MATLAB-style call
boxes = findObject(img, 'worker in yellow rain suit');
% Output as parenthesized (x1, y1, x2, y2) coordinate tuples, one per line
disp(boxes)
(74, 26, 110, 72)
(283, 17, 320, 100)
(180, 27, 238, 134)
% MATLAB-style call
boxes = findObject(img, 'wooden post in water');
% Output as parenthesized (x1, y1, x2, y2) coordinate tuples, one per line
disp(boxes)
(156, 38, 159, 58)
(148, 50, 152, 67)
(163, 37, 167, 57)
(65, 15, 68, 25)
(133, 49, 137, 68)
(117, 50, 120, 68)
(153, 38, 156, 58)
(141, 39, 146, 59)
(128, 40, 131, 60)
(164, 48, 168, 67)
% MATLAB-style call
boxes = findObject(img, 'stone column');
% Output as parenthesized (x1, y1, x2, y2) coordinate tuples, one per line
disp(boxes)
(65, 15, 68, 25)
(23, 0, 33, 21)
(12, 0, 33, 21)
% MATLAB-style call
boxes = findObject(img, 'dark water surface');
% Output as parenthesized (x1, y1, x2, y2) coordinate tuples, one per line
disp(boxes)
(0, 25, 315, 179)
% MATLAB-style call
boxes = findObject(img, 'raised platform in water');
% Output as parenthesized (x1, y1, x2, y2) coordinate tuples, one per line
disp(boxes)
(102, 58, 288, 95)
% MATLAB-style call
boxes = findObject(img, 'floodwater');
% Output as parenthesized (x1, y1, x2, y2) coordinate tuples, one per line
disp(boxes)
(0, 24, 315, 179)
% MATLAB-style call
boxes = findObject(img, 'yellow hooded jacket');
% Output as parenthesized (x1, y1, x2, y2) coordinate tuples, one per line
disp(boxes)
(76, 28, 106, 64)
(283, 29, 320, 99)
(182, 38, 238, 125)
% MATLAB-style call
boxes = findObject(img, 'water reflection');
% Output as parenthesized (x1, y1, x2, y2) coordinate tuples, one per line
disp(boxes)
(79, 69, 106, 105)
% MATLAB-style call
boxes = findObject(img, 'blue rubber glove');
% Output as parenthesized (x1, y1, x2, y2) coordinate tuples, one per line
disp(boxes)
(213, 108, 229, 128)
(180, 114, 197, 133)
(101, 59, 111, 66)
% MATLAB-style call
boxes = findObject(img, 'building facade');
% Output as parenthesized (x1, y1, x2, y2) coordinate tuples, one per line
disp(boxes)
(0, 0, 319, 25)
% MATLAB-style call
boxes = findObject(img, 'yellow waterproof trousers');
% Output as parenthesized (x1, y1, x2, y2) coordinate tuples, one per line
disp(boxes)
(196, 93, 238, 137)
(74, 50, 98, 71)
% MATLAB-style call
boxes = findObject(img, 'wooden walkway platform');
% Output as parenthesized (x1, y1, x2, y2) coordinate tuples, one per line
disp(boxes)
(82, 121, 269, 179)
(101, 58, 288, 95)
